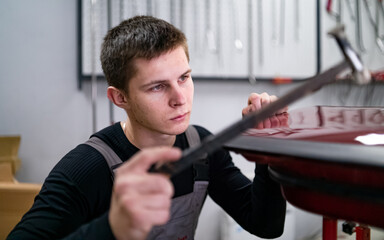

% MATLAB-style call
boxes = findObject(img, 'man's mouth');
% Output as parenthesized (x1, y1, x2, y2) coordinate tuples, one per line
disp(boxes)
(171, 112, 188, 121)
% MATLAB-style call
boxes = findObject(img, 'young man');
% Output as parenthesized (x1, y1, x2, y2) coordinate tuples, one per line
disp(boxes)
(8, 16, 286, 240)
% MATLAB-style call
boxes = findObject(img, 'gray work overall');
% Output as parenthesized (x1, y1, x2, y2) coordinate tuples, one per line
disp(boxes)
(85, 126, 209, 240)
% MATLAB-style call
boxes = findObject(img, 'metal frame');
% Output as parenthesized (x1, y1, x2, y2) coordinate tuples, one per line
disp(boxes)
(77, 0, 321, 89)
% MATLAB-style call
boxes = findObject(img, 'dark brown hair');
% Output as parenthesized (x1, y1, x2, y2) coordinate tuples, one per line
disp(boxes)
(100, 15, 189, 92)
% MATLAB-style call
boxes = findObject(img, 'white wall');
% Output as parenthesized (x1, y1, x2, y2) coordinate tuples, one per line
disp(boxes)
(1, 1, 384, 240)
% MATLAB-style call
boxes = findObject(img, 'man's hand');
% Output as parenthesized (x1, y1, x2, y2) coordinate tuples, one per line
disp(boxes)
(109, 147, 181, 240)
(242, 92, 289, 129)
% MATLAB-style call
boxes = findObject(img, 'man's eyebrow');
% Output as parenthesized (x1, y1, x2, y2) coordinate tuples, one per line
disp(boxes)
(181, 69, 192, 76)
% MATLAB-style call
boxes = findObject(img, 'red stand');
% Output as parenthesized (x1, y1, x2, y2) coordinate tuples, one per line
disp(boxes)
(322, 217, 371, 240)
(356, 225, 370, 240)
(323, 217, 337, 240)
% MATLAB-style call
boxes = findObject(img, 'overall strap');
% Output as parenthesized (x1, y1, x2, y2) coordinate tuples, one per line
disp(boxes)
(186, 126, 209, 181)
(84, 137, 122, 181)
(185, 125, 200, 147)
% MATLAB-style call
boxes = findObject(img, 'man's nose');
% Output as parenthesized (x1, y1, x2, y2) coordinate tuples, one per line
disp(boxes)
(169, 85, 186, 107)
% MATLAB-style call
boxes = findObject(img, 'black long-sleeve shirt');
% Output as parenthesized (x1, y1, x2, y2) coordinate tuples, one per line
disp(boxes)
(7, 123, 286, 239)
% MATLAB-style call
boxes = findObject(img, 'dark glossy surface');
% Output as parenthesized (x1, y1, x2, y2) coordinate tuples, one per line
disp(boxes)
(225, 106, 384, 229)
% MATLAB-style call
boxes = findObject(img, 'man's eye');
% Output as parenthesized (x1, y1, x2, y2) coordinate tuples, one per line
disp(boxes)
(180, 74, 190, 82)
(150, 84, 164, 91)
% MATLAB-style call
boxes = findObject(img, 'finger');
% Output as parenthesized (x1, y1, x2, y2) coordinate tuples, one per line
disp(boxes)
(118, 194, 172, 226)
(117, 147, 182, 174)
(115, 174, 174, 197)
(248, 93, 262, 110)
(119, 204, 170, 231)
(119, 192, 172, 212)
(131, 207, 171, 227)
(270, 95, 289, 114)
(135, 194, 172, 210)
(270, 95, 278, 103)
(242, 105, 254, 117)
(263, 117, 272, 129)
(256, 120, 265, 129)
(247, 92, 260, 105)
(269, 115, 280, 128)
(260, 92, 271, 108)
(277, 113, 290, 127)
(242, 106, 249, 117)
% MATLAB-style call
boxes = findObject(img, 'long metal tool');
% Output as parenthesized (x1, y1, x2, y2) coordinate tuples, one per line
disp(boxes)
(119, 0, 124, 21)
(271, 0, 278, 46)
(180, 0, 185, 32)
(193, 0, 201, 56)
(257, 0, 263, 65)
(152, 25, 370, 176)
(147, 0, 153, 16)
(170, 0, 176, 26)
(205, 0, 217, 53)
(294, 0, 300, 42)
(90, 0, 98, 133)
(380, 0, 384, 19)
(107, 0, 114, 126)
(362, 0, 384, 53)
(355, 0, 366, 52)
(247, 0, 255, 84)
(279, 0, 285, 45)
(216, 0, 222, 67)
(346, 0, 355, 21)
(231, 0, 243, 51)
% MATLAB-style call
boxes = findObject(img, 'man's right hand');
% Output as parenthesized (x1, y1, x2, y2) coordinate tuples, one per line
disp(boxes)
(108, 147, 181, 240)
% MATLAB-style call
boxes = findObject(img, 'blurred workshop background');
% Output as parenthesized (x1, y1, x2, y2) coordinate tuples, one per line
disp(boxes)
(1, 0, 384, 239)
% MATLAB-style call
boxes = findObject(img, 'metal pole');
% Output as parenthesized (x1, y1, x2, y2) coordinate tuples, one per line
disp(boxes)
(90, 0, 98, 133)
(248, 0, 255, 84)
(108, 0, 114, 125)
(257, 0, 263, 66)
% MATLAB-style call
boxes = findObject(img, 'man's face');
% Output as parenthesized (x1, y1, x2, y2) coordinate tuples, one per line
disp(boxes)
(126, 46, 194, 136)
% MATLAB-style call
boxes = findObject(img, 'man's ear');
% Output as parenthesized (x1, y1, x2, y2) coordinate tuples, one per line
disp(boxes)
(107, 86, 128, 109)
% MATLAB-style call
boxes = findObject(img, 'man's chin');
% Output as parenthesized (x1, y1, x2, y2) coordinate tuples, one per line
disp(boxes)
(167, 123, 190, 135)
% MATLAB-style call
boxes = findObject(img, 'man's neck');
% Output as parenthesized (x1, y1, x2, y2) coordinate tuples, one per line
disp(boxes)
(121, 120, 176, 149)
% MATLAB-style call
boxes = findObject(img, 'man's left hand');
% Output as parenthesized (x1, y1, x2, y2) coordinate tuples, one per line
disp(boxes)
(242, 92, 288, 117)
